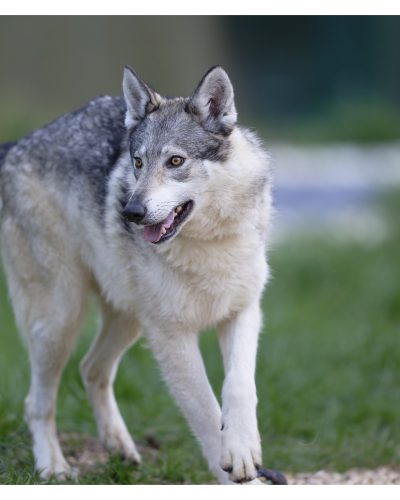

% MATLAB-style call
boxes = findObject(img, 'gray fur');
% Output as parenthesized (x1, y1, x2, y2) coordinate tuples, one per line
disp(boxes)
(1, 96, 126, 219)
(123, 66, 161, 129)
(188, 65, 237, 136)
(129, 97, 231, 164)
(0, 141, 17, 168)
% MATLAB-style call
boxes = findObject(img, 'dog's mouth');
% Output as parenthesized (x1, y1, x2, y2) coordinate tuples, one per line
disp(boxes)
(143, 200, 194, 244)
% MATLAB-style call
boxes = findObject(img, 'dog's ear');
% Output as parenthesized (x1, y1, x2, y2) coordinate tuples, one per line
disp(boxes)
(188, 66, 237, 135)
(122, 66, 162, 129)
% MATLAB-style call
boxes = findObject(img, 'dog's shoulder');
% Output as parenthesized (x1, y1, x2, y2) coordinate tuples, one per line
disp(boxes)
(1, 96, 129, 220)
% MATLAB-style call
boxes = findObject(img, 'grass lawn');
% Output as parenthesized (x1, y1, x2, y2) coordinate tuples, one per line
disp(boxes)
(0, 194, 399, 484)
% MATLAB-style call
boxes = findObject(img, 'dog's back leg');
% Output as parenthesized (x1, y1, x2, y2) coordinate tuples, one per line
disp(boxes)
(80, 298, 141, 463)
(1, 215, 88, 480)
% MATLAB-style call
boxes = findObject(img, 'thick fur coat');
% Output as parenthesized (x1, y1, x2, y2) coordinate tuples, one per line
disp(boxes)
(0, 66, 272, 484)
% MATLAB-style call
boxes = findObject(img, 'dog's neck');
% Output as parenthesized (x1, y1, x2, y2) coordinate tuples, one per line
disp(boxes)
(179, 127, 271, 242)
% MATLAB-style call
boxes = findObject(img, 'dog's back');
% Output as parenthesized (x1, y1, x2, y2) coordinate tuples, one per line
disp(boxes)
(0, 141, 17, 168)
(0, 97, 127, 217)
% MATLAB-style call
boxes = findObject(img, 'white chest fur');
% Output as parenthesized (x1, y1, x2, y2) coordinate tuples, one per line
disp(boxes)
(88, 225, 269, 334)
(92, 125, 272, 334)
(152, 235, 269, 331)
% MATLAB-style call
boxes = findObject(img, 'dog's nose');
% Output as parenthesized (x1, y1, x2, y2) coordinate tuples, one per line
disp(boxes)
(123, 200, 147, 223)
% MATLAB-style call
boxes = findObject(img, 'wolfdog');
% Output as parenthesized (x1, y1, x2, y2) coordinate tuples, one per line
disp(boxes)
(0, 66, 275, 484)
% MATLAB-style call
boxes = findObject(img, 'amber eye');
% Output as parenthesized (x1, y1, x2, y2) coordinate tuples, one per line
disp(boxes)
(134, 157, 142, 169)
(169, 156, 185, 167)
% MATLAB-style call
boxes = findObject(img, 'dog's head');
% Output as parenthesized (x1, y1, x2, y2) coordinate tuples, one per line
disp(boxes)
(121, 65, 237, 244)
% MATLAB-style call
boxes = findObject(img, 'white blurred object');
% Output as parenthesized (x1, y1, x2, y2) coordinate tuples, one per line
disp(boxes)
(270, 142, 400, 243)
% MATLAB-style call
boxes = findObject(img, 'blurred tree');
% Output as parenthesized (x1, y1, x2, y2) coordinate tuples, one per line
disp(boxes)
(0, 16, 231, 114)
(226, 16, 400, 121)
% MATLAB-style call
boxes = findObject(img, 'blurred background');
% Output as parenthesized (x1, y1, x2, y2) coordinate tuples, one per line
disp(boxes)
(0, 16, 399, 484)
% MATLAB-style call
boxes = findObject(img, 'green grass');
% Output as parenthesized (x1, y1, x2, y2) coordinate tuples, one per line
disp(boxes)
(0, 194, 399, 484)
(259, 97, 400, 144)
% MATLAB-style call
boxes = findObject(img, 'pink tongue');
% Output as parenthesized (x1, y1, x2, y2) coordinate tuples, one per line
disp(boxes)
(143, 210, 176, 243)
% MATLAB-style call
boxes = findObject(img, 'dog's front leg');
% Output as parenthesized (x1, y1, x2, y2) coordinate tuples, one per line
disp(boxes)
(217, 301, 262, 483)
(147, 330, 229, 484)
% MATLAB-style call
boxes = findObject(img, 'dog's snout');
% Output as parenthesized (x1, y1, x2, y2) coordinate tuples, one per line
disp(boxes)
(123, 199, 147, 223)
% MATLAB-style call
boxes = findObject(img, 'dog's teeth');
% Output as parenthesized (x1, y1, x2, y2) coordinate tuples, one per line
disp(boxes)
(161, 227, 167, 235)
(176, 206, 183, 214)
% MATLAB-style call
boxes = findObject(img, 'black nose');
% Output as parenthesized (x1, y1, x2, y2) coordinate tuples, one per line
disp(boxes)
(123, 199, 147, 223)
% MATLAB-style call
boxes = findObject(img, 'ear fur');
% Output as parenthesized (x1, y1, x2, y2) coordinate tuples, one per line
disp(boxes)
(122, 66, 162, 129)
(188, 66, 237, 135)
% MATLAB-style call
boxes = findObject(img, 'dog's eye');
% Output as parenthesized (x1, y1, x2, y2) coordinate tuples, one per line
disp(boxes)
(134, 158, 143, 169)
(169, 156, 185, 167)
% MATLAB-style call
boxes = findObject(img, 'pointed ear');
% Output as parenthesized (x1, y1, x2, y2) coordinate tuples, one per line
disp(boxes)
(188, 66, 237, 135)
(122, 66, 162, 129)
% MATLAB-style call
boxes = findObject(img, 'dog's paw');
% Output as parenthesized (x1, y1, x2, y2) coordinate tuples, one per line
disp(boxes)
(102, 430, 142, 464)
(220, 429, 262, 483)
(38, 461, 79, 482)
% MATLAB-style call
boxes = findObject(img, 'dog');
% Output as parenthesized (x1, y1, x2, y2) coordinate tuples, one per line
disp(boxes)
(0, 66, 273, 484)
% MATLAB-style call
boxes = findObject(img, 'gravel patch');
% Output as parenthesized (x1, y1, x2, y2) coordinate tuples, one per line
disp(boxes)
(287, 467, 400, 485)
